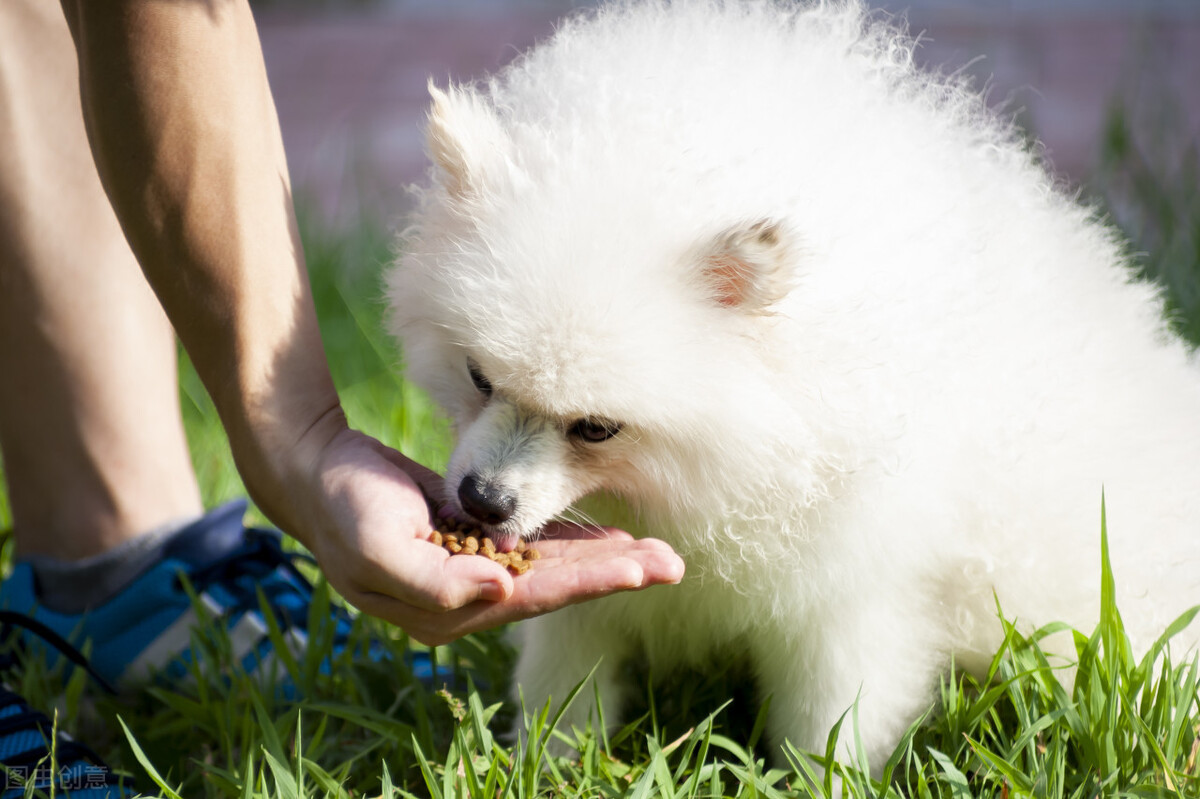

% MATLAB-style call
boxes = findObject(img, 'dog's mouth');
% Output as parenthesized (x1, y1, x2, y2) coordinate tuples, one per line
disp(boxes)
(484, 528, 522, 553)
(432, 506, 530, 554)
(452, 474, 547, 552)
(452, 511, 529, 553)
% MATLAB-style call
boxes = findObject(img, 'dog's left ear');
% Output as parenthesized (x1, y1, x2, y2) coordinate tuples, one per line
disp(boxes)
(426, 81, 511, 200)
(698, 219, 795, 313)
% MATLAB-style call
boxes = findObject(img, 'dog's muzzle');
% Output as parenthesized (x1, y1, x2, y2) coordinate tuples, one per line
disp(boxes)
(457, 472, 518, 525)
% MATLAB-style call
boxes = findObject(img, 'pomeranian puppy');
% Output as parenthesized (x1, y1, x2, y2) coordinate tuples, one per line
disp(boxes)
(387, 0, 1200, 764)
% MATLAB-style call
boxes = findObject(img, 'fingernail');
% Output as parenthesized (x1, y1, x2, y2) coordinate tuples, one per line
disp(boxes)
(479, 580, 509, 602)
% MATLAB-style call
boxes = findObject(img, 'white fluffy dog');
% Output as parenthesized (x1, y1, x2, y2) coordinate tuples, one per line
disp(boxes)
(387, 0, 1200, 764)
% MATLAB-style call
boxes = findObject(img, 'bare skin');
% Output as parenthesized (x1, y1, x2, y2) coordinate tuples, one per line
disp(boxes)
(0, 0, 683, 646)
(0, 0, 203, 560)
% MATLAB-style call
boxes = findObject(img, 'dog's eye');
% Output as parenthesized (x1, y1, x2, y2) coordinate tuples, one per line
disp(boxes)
(467, 360, 492, 398)
(569, 418, 622, 443)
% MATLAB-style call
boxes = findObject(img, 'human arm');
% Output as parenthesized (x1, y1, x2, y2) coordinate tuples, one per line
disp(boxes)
(57, 0, 683, 643)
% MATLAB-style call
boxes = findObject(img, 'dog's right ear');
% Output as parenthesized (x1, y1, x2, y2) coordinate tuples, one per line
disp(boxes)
(697, 219, 797, 314)
(426, 82, 510, 200)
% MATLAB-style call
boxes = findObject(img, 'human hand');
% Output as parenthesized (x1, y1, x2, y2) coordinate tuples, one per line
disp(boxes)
(56, 0, 680, 646)
(277, 421, 685, 646)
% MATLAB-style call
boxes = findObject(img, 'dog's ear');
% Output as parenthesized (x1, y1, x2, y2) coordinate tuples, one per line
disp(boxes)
(426, 82, 510, 199)
(698, 219, 795, 313)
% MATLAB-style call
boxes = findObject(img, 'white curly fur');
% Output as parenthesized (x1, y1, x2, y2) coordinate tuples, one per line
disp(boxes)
(387, 0, 1200, 764)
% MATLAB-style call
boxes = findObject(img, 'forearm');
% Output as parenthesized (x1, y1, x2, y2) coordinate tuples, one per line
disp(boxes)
(46, 1, 687, 632)
(59, 0, 344, 541)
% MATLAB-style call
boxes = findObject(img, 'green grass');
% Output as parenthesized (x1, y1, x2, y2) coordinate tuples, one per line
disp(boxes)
(6, 494, 1196, 797)
(1089, 64, 1200, 349)
(1, 89, 1198, 797)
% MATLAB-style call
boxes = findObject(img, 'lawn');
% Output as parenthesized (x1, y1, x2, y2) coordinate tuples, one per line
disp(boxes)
(0, 85, 1198, 798)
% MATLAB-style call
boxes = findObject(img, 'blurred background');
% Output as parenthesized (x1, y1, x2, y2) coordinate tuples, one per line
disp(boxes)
(251, 0, 1199, 229)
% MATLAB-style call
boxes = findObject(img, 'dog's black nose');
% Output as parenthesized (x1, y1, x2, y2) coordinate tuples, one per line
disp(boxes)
(457, 473, 518, 525)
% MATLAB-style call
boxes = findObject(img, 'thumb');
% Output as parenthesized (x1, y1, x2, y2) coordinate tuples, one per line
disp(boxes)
(365, 536, 515, 611)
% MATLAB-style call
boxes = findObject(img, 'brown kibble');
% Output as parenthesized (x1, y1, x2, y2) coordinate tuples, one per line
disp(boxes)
(428, 512, 538, 574)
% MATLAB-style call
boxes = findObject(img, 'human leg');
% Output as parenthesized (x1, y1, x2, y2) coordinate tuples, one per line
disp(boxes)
(0, 0, 203, 561)
(0, 4, 442, 692)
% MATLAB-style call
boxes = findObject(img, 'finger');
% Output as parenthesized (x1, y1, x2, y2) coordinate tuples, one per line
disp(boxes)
(512, 545, 685, 605)
(535, 520, 635, 543)
(530, 534, 678, 560)
(358, 543, 685, 644)
(351, 560, 637, 645)
(354, 536, 516, 612)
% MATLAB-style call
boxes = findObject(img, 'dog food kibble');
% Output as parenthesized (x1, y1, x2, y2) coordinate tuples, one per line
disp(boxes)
(429, 518, 540, 575)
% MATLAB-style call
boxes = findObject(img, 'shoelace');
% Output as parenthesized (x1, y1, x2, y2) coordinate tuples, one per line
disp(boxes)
(0, 612, 116, 695)
(0, 617, 128, 795)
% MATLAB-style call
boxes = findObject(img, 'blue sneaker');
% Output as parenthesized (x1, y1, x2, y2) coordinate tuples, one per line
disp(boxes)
(0, 684, 131, 798)
(0, 501, 438, 690)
